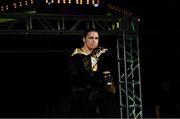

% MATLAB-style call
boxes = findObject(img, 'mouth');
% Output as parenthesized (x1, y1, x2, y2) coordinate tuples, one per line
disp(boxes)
(92, 44, 97, 47)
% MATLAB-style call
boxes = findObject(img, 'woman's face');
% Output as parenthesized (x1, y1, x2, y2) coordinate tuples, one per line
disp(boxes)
(83, 31, 99, 50)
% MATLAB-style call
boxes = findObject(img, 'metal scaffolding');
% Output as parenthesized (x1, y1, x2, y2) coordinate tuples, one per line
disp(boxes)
(0, 13, 143, 118)
(0, 13, 119, 35)
(116, 16, 143, 119)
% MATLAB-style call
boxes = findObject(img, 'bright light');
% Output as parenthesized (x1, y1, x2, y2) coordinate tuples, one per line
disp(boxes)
(97, 0, 99, 4)
(1, 6, 4, 11)
(94, 3, 99, 7)
(87, 0, 89, 4)
(80, 0, 82, 4)
(48, 2, 52, 5)
(25, 1, 28, 5)
(19, 2, 22, 7)
(6, 5, 8, 10)
(92, 0, 94, 4)
(31, 0, 33, 4)
(13, 3, 17, 8)
(41, 0, 101, 5)
(76, 0, 79, 4)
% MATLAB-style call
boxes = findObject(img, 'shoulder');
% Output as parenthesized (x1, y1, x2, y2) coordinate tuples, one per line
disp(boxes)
(71, 48, 87, 56)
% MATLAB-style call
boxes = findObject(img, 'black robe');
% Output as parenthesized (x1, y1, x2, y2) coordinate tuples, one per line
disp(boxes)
(67, 48, 115, 117)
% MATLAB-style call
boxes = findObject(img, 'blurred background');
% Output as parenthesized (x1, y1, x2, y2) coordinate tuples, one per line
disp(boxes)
(0, 0, 179, 118)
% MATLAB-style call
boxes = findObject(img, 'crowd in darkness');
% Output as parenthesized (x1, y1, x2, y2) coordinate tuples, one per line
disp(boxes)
(140, 35, 180, 118)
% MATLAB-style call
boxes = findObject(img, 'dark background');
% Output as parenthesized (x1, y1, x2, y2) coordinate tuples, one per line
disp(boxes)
(0, 35, 120, 117)
(0, 0, 180, 118)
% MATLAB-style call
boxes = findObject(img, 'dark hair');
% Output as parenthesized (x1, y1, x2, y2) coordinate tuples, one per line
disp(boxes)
(83, 28, 98, 38)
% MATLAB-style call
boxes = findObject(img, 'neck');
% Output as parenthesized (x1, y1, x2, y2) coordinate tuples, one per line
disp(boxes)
(81, 46, 92, 55)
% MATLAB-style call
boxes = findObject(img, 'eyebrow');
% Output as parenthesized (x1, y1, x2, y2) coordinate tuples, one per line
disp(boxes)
(88, 36, 98, 38)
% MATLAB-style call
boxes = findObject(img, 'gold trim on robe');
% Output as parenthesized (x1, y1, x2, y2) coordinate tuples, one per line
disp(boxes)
(71, 48, 116, 94)
(71, 48, 87, 56)
(71, 48, 98, 71)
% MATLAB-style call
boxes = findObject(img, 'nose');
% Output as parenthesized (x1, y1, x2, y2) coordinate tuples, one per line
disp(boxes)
(92, 38, 96, 42)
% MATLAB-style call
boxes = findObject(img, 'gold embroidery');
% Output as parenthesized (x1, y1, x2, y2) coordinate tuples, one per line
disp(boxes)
(71, 48, 87, 56)
(91, 57, 98, 71)
(71, 48, 98, 71)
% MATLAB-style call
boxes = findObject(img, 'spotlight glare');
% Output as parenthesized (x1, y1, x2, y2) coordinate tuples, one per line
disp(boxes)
(48, 2, 52, 5)
(1, 6, 4, 11)
(6, 5, 8, 10)
(94, 3, 99, 7)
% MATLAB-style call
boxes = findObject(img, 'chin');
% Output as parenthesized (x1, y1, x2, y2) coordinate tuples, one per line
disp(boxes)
(93, 46, 98, 48)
